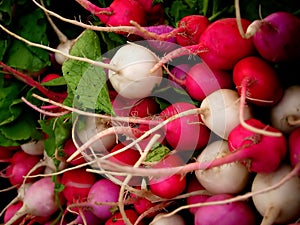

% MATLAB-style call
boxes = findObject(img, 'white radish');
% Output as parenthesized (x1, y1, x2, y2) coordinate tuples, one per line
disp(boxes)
(108, 43, 163, 99)
(270, 85, 300, 133)
(195, 140, 250, 194)
(150, 212, 186, 225)
(200, 89, 253, 139)
(251, 164, 300, 225)
(20, 139, 44, 155)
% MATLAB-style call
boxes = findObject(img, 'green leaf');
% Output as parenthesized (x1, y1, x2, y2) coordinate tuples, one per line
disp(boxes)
(62, 29, 113, 114)
(0, 0, 14, 25)
(145, 144, 171, 163)
(0, 39, 9, 61)
(4, 8, 50, 72)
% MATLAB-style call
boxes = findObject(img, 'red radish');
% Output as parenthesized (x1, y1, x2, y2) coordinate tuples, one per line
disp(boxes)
(244, 11, 300, 62)
(200, 89, 252, 140)
(62, 139, 86, 166)
(109, 141, 141, 166)
(151, 18, 255, 71)
(4, 177, 65, 225)
(108, 43, 162, 99)
(185, 62, 234, 101)
(194, 193, 257, 225)
(233, 56, 283, 106)
(289, 127, 300, 168)
(186, 175, 210, 214)
(104, 209, 144, 225)
(149, 153, 187, 199)
(176, 15, 210, 46)
(151, 212, 186, 225)
(270, 85, 300, 133)
(75, 0, 147, 27)
(252, 164, 300, 225)
(195, 140, 250, 194)
(87, 178, 120, 220)
(5, 151, 44, 187)
(0, 146, 15, 162)
(41, 73, 61, 83)
(130, 193, 157, 218)
(61, 168, 97, 203)
(160, 102, 210, 151)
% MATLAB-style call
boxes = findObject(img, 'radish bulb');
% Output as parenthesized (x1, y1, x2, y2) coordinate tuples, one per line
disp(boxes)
(108, 43, 163, 99)
(200, 89, 253, 139)
(270, 85, 300, 133)
(195, 140, 250, 194)
(252, 164, 300, 225)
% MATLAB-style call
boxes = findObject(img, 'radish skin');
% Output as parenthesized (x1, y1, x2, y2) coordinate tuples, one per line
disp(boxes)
(252, 164, 300, 225)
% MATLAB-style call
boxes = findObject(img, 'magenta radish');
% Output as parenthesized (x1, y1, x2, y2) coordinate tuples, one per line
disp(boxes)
(168, 64, 192, 88)
(87, 178, 120, 220)
(200, 89, 252, 140)
(3, 202, 24, 225)
(194, 193, 257, 225)
(289, 127, 300, 168)
(4, 177, 65, 225)
(245, 11, 300, 62)
(160, 102, 210, 152)
(151, 18, 255, 71)
(176, 15, 210, 46)
(61, 168, 97, 203)
(270, 85, 300, 133)
(186, 175, 210, 214)
(195, 140, 250, 194)
(75, 0, 147, 27)
(233, 56, 283, 106)
(149, 153, 187, 199)
(108, 43, 163, 99)
(68, 210, 102, 225)
(151, 212, 186, 225)
(185, 62, 234, 101)
(252, 164, 300, 225)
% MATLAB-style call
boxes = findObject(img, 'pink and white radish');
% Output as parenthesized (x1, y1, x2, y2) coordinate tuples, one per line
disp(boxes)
(20, 139, 44, 156)
(4, 177, 65, 225)
(270, 85, 300, 133)
(200, 89, 252, 140)
(195, 140, 250, 194)
(194, 193, 257, 225)
(251, 164, 300, 225)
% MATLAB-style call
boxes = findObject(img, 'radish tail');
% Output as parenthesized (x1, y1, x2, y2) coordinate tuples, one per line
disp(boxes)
(260, 206, 280, 225)
(5, 205, 27, 225)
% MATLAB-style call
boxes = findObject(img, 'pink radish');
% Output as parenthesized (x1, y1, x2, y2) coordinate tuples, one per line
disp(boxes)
(289, 127, 300, 168)
(151, 18, 255, 71)
(185, 62, 234, 101)
(195, 140, 250, 194)
(244, 11, 300, 62)
(252, 164, 300, 225)
(4, 177, 65, 225)
(75, 0, 147, 27)
(176, 15, 210, 46)
(233, 56, 283, 106)
(194, 193, 257, 225)
(160, 102, 210, 152)
(270, 85, 300, 133)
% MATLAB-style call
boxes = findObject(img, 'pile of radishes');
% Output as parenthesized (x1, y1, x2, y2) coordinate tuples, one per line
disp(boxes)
(0, 0, 300, 224)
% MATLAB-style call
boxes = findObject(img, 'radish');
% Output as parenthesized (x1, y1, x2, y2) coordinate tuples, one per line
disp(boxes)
(168, 64, 192, 88)
(104, 209, 144, 225)
(75, 115, 116, 155)
(289, 127, 300, 168)
(252, 164, 300, 225)
(233, 56, 283, 106)
(75, 0, 147, 27)
(244, 11, 300, 62)
(270, 85, 300, 133)
(200, 89, 252, 140)
(4, 177, 65, 225)
(62, 138, 86, 166)
(151, 18, 255, 71)
(150, 212, 186, 225)
(194, 193, 257, 225)
(160, 102, 210, 152)
(61, 167, 97, 203)
(87, 178, 120, 220)
(185, 62, 234, 101)
(108, 43, 163, 99)
(130, 192, 157, 218)
(195, 140, 250, 194)
(20, 139, 44, 156)
(176, 15, 210, 46)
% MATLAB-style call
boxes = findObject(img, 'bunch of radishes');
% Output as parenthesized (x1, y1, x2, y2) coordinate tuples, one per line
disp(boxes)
(0, 0, 300, 224)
